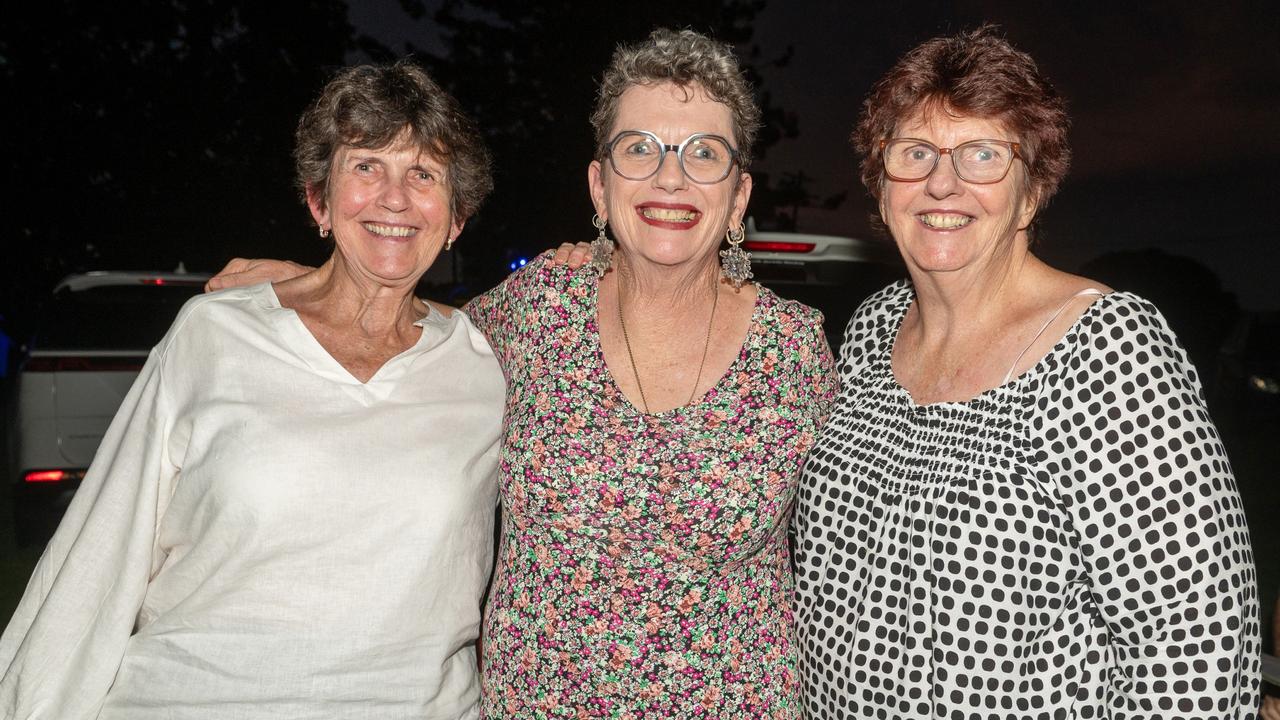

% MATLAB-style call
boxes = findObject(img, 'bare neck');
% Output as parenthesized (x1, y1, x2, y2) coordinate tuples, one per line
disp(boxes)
(275, 255, 427, 339)
(612, 251, 721, 316)
(894, 246, 1106, 405)
(907, 246, 1047, 338)
(598, 249, 755, 415)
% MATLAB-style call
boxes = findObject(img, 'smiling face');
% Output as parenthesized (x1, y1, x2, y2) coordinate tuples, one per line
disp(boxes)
(588, 82, 752, 273)
(308, 137, 463, 289)
(881, 110, 1038, 278)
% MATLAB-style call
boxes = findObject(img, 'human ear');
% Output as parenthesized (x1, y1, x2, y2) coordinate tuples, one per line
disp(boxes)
(1017, 182, 1041, 232)
(588, 160, 608, 220)
(306, 184, 330, 230)
(729, 172, 754, 227)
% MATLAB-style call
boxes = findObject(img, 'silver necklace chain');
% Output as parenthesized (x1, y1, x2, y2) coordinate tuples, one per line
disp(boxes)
(616, 280, 719, 415)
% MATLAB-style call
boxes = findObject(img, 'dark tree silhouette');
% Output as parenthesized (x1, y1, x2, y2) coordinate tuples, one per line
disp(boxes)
(1079, 248, 1239, 383)
(385, 0, 798, 291)
(1, 1, 356, 339)
(749, 170, 847, 232)
(1, 0, 810, 328)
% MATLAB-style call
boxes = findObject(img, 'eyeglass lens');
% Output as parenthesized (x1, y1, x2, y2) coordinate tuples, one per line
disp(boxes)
(609, 131, 734, 184)
(883, 139, 1015, 183)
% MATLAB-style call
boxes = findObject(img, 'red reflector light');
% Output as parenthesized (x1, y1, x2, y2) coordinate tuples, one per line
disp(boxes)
(24, 356, 147, 372)
(24, 469, 87, 483)
(137, 278, 205, 287)
(742, 241, 816, 253)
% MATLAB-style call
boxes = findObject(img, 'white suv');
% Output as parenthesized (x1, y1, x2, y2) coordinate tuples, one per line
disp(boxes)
(8, 270, 209, 544)
(744, 221, 904, 346)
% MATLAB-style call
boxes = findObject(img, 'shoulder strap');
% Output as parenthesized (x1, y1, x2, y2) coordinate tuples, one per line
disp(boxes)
(1002, 288, 1106, 385)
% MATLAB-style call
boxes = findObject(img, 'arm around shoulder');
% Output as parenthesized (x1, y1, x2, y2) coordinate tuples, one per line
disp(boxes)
(204, 258, 311, 292)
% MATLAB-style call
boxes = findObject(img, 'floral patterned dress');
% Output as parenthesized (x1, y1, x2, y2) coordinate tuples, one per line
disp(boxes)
(465, 254, 837, 718)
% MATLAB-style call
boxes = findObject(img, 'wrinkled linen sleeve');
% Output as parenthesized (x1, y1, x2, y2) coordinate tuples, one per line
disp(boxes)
(1042, 296, 1260, 717)
(0, 344, 178, 720)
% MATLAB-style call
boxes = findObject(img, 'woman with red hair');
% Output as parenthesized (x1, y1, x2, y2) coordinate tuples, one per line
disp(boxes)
(794, 26, 1260, 718)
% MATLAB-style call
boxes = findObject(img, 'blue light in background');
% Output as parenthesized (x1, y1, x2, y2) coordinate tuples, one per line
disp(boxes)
(508, 257, 529, 271)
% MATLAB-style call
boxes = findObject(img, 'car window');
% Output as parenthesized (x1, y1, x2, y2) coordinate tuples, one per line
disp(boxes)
(35, 284, 205, 351)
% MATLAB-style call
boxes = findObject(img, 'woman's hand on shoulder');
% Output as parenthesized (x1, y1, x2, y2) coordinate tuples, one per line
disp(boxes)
(204, 258, 312, 292)
(548, 242, 594, 268)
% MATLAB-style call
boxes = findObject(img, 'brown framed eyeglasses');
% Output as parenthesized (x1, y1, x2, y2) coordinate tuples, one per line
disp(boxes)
(880, 138, 1023, 184)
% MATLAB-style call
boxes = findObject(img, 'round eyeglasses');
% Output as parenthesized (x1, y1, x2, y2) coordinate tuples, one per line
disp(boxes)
(606, 130, 739, 185)
(880, 138, 1022, 184)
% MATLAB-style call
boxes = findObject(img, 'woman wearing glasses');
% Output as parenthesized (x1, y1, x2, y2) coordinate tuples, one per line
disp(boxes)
(209, 29, 834, 717)
(793, 26, 1259, 717)
(467, 28, 834, 717)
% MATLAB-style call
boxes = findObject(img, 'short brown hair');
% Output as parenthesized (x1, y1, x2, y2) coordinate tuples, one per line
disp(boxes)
(294, 60, 492, 222)
(853, 25, 1070, 211)
(590, 28, 761, 168)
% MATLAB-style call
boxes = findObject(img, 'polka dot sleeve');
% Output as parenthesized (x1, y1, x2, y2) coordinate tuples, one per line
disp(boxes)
(1034, 294, 1261, 717)
(834, 282, 908, 385)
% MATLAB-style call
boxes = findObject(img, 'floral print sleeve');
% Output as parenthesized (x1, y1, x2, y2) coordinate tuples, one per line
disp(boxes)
(795, 309, 839, 427)
(480, 254, 835, 718)
(463, 252, 542, 374)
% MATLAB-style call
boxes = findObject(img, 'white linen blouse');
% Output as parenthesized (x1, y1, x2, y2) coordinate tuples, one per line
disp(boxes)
(0, 283, 504, 720)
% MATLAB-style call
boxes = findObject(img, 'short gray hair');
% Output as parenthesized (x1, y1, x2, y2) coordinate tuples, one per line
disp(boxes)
(294, 60, 493, 222)
(590, 28, 761, 168)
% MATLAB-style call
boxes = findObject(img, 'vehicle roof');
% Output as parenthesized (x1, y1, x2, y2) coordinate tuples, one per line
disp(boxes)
(747, 229, 856, 242)
(54, 270, 212, 292)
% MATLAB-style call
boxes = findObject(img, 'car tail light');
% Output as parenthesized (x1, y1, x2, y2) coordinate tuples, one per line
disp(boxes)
(23, 469, 87, 483)
(743, 241, 817, 253)
(24, 356, 147, 372)
(139, 278, 205, 287)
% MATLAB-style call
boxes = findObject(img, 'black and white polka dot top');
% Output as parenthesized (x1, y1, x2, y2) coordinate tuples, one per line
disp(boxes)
(795, 281, 1260, 719)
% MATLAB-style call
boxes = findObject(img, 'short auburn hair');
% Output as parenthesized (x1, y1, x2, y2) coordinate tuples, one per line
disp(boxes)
(294, 60, 492, 222)
(853, 25, 1070, 212)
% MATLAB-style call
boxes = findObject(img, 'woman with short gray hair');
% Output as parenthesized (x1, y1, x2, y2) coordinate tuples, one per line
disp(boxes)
(0, 60, 501, 718)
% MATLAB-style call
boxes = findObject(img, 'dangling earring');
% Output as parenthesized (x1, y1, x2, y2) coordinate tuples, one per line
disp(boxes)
(588, 214, 614, 276)
(319, 226, 330, 238)
(719, 222, 753, 289)
(444, 236, 454, 251)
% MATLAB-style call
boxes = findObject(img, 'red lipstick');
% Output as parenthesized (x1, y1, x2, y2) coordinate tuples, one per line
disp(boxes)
(635, 202, 702, 230)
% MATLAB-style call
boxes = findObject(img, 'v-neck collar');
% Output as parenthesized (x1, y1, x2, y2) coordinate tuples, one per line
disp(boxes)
(584, 270, 765, 419)
(254, 282, 449, 401)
